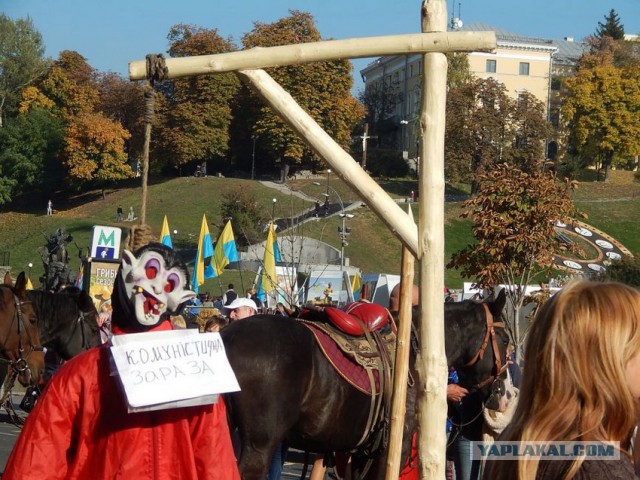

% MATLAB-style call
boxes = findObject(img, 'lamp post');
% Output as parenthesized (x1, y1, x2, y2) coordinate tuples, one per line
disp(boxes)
(251, 135, 258, 180)
(271, 198, 277, 222)
(400, 119, 408, 158)
(27, 261, 33, 280)
(312, 182, 354, 274)
(325, 169, 331, 197)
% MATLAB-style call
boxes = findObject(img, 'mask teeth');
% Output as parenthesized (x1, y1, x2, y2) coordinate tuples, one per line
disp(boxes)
(135, 286, 144, 294)
(159, 303, 165, 309)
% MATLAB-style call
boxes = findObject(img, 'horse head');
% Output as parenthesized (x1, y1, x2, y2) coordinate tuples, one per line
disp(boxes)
(1, 272, 45, 387)
(448, 289, 509, 412)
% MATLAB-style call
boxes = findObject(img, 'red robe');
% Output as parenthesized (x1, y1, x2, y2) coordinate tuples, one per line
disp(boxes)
(4, 323, 240, 480)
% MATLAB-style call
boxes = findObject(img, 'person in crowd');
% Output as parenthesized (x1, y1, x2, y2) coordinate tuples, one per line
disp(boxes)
(275, 302, 289, 316)
(3, 243, 240, 479)
(223, 283, 237, 306)
(247, 288, 263, 310)
(204, 316, 228, 333)
(222, 297, 257, 322)
(483, 280, 640, 479)
(170, 315, 187, 329)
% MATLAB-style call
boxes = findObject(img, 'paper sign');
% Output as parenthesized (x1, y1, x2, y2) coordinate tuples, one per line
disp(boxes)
(110, 329, 240, 409)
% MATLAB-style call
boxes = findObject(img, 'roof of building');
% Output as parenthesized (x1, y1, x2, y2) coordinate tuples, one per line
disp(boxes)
(360, 22, 588, 77)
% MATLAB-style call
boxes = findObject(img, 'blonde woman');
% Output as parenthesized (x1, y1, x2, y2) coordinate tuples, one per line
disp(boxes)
(483, 280, 640, 479)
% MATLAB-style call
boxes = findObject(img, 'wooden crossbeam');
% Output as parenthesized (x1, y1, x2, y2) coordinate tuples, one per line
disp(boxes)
(129, 31, 495, 80)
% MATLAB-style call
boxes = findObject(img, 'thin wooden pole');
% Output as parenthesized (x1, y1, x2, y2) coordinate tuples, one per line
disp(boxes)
(417, 1, 449, 478)
(129, 32, 496, 80)
(385, 205, 416, 480)
(237, 68, 420, 258)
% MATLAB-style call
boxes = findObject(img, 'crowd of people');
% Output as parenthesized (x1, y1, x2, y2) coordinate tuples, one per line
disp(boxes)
(4, 239, 640, 479)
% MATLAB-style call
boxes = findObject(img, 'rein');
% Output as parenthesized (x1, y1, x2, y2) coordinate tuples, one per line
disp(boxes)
(464, 303, 507, 390)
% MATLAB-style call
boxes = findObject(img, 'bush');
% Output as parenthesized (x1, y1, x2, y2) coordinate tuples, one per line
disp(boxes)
(366, 149, 409, 178)
(595, 255, 640, 287)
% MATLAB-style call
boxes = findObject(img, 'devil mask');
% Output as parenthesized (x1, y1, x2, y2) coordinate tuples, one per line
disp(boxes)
(111, 243, 195, 332)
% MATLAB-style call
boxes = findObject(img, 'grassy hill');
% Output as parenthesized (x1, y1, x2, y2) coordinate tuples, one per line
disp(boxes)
(1, 171, 638, 295)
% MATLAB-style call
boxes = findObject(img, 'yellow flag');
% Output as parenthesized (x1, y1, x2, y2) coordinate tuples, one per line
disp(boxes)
(261, 222, 278, 293)
(26, 277, 34, 290)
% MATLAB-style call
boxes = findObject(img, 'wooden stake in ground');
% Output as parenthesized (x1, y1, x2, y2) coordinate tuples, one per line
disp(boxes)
(417, 1, 449, 478)
(385, 205, 416, 480)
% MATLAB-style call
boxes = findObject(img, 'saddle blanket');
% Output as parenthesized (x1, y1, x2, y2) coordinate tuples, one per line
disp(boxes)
(305, 323, 379, 395)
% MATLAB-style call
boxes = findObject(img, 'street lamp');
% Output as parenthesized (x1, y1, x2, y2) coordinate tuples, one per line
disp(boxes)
(400, 119, 408, 157)
(271, 198, 277, 221)
(338, 213, 354, 271)
(251, 135, 258, 180)
(325, 169, 331, 197)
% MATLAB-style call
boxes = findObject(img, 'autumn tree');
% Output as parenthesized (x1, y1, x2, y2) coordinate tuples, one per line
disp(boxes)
(97, 72, 146, 165)
(0, 15, 49, 127)
(510, 92, 552, 173)
(20, 51, 134, 193)
(152, 25, 239, 173)
(448, 164, 578, 360)
(63, 112, 132, 195)
(234, 11, 365, 180)
(563, 50, 640, 182)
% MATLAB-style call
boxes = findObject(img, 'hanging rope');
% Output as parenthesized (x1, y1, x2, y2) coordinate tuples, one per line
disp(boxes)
(139, 54, 166, 226)
(124, 224, 156, 252)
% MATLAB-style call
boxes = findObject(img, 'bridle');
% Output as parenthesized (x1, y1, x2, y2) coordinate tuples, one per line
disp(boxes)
(463, 303, 508, 391)
(0, 286, 45, 380)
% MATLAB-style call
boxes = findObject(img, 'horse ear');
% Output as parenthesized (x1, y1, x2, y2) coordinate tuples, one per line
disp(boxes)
(77, 290, 97, 313)
(14, 272, 27, 294)
(3, 271, 13, 286)
(490, 288, 507, 317)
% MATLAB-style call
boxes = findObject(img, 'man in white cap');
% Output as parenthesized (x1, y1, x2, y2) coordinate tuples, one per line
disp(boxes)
(222, 297, 258, 321)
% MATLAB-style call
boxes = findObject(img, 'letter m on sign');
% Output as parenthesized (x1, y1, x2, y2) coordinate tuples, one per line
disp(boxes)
(99, 230, 115, 247)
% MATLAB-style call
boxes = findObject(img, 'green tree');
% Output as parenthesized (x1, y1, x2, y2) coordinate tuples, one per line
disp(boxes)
(510, 92, 552, 173)
(563, 53, 640, 182)
(153, 25, 239, 172)
(448, 164, 578, 360)
(445, 78, 515, 188)
(219, 188, 268, 247)
(595, 9, 625, 40)
(235, 10, 365, 179)
(0, 108, 64, 203)
(0, 15, 49, 127)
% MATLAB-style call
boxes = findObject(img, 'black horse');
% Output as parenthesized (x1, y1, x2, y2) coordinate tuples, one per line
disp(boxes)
(27, 287, 101, 360)
(221, 290, 508, 480)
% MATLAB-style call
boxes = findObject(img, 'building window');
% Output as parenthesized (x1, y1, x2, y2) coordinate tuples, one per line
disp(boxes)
(410, 64, 414, 77)
(519, 62, 530, 76)
(486, 59, 496, 73)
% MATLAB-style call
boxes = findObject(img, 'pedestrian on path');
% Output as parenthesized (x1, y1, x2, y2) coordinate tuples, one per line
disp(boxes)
(46, 199, 53, 215)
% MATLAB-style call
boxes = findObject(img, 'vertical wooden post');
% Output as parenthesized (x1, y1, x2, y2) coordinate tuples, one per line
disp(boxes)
(417, 0, 448, 478)
(385, 205, 416, 480)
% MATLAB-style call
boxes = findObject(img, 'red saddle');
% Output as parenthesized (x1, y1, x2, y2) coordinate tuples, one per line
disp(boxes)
(324, 302, 389, 336)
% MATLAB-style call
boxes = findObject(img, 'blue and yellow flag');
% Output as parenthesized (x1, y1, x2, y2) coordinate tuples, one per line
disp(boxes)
(257, 222, 281, 302)
(191, 214, 214, 294)
(26, 277, 34, 290)
(351, 272, 361, 300)
(211, 220, 239, 278)
(160, 215, 173, 248)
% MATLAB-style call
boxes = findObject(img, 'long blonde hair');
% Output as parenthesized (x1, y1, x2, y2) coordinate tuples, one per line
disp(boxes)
(485, 280, 640, 479)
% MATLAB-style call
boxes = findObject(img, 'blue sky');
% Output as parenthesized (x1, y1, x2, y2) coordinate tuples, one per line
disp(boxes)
(4, 0, 640, 93)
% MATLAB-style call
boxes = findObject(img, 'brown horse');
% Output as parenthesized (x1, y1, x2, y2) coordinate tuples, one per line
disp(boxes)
(221, 292, 509, 480)
(1, 272, 45, 388)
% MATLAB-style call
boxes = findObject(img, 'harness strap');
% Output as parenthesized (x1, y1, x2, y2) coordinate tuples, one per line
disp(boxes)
(470, 304, 506, 390)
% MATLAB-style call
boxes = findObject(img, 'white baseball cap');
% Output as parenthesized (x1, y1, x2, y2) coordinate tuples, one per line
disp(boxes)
(221, 297, 258, 315)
